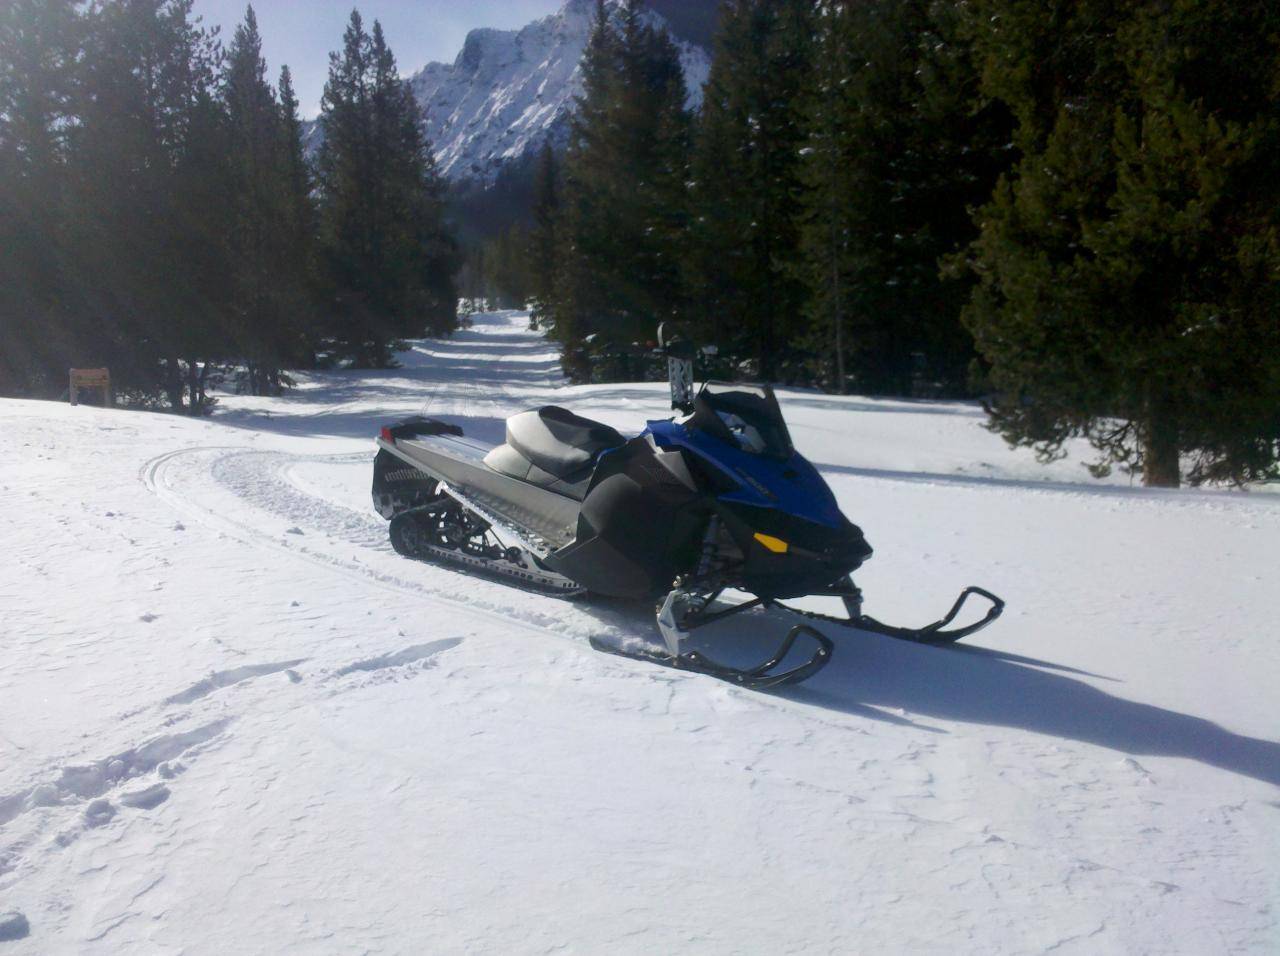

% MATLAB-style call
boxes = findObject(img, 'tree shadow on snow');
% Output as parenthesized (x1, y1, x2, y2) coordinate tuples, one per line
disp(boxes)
(207, 330, 567, 442)
(808, 461, 1280, 507)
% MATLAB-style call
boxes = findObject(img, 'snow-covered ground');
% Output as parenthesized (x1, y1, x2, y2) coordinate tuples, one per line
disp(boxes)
(1, 310, 1277, 953)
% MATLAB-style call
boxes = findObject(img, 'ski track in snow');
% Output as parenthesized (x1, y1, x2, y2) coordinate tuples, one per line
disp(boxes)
(2, 310, 1277, 953)
(162, 659, 309, 706)
(140, 446, 615, 645)
(0, 589, 476, 917)
(330, 638, 463, 678)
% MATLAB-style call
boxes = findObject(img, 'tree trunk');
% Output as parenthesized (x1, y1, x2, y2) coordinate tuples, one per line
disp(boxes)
(165, 357, 184, 411)
(185, 358, 201, 416)
(831, 245, 845, 395)
(198, 362, 210, 408)
(1142, 395, 1181, 488)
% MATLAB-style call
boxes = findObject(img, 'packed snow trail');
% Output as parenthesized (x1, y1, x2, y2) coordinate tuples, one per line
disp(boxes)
(1, 311, 1277, 953)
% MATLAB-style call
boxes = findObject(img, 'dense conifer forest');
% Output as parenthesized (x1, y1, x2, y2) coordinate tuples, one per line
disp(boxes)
(2, 0, 1277, 485)
(1, 0, 456, 413)
(499, 0, 1280, 487)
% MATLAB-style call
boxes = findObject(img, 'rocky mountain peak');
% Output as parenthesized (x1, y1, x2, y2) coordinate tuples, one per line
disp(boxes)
(408, 0, 714, 184)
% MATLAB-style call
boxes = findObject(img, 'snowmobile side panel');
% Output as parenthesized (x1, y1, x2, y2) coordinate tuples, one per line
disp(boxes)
(543, 437, 708, 598)
(377, 435, 581, 548)
(714, 500, 872, 600)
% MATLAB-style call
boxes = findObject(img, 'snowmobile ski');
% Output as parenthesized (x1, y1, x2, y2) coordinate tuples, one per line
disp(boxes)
(777, 580, 1006, 646)
(589, 623, 833, 690)
(588, 578, 1001, 689)
(645, 585, 836, 686)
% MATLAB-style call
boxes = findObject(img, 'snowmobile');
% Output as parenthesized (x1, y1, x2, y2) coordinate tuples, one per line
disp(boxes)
(371, 330, 1004, 688)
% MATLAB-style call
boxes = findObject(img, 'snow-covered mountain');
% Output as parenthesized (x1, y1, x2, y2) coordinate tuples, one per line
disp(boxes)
(304, 0, 714, 185)
(410, 0, 711, 183)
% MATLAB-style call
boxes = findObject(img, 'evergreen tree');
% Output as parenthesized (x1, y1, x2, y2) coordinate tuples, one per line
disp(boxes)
(550, 0, 692, 379)
(483, 225, 533, 309)
(958, 0, 1280, 486)
(457, 244, 489, 313)
(276, 65, 311, 241)
(544, 0, 619, 372)
(222, 5, 293, 394)
(794, 1, 853, 393)
(528, 140, 560, 328)
(276, 64, 320, 367)
(0, 0, 81, 395)
(689, 0, 813, 381)
(70, 0, 228, 411)
(170, 77, 234, 412)
(373, 21, 458, 340)
(796, 0, 1012, 395)
(316, 11, 457, 367)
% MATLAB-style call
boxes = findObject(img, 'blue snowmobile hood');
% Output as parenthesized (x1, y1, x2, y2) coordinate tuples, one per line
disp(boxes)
(644, 418, 846, 529)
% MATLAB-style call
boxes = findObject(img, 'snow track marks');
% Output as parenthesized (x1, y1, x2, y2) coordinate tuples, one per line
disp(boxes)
(0, 719, 232, 830)
(163, 659, 308, 706)
(140, 445, 642, 649)
(331, 638, 463, 678)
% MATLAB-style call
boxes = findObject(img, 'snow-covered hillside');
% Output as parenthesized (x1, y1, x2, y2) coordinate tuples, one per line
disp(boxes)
(1, 312, 1277, 952)
(409, 0, 710, 183)
(303, 0, 713, 184)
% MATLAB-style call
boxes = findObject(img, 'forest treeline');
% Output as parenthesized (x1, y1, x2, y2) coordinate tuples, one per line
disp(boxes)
(4, 0, 1279, 486)
(0, 1, 456, 412)
(479, 0, 1279, 487)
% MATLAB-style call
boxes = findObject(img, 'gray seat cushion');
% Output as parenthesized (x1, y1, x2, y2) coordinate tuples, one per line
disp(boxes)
(482, 443, 593, 501)
(505, 406, 625, 481)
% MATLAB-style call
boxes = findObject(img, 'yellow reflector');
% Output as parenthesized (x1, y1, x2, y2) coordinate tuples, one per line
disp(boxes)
(753, 532, 789, 553)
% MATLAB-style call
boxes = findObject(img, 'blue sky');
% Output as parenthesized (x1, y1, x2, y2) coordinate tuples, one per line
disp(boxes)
(192, 0, 564, 116)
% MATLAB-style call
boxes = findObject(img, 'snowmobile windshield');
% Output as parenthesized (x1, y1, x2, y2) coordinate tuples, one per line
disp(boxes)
(690, 382, 794, 460)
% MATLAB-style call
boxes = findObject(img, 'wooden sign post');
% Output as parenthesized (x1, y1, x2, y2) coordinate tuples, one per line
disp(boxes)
(69, 368, 111, 406)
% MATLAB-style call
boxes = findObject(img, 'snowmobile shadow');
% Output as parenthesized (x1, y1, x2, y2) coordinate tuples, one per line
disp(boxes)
(776, 619, 1280, 787)
(946, 644, 1119, 681)
(776, 394, 988, 419)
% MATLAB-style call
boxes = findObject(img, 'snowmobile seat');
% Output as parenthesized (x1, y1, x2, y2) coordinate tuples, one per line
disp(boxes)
(506, 406, 625, 478)
(483, 406, 624, 500)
